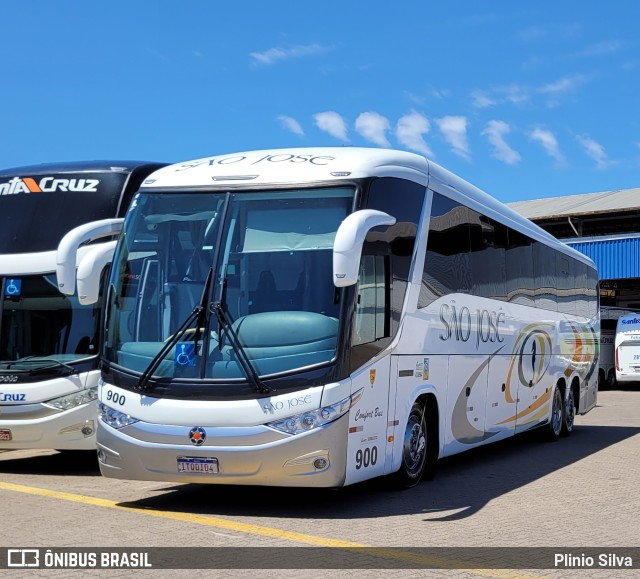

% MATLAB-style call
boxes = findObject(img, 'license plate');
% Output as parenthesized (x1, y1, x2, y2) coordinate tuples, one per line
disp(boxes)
(177, 456, 219, 474)
(0, 429, 12, 441)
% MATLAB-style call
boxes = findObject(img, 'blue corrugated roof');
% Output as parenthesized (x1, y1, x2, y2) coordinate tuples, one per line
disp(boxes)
(565, 235, 640, 280)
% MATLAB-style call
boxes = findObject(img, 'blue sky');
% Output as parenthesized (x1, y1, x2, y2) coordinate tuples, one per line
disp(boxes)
(1, 1, 639, 203)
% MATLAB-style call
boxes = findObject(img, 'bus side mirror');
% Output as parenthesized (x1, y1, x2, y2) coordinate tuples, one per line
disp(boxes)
(76, 241, 117, 305)
(333, 210, 396, 287)
(56, 219, 123, 295)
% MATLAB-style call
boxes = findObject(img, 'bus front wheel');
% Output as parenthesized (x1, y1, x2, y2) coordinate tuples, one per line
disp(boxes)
(394, 401, 429, 488)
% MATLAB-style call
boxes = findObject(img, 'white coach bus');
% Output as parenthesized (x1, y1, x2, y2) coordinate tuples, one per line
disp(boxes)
(0, 161, 164, 450)
(615, 313, 640, 383)
(61, 148, 598, 487)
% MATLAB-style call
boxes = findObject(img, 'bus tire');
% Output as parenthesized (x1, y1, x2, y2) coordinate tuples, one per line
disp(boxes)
(607, 369, 617, 389)
(546, 386, 563, 442)
(561, 386, 575, 437)
(598, 369, 607, 390)
(393, 401, 429, 488)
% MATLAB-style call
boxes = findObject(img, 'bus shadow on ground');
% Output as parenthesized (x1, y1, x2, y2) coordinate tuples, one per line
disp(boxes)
(118, 423, 640, 521)
(0, 450, 99, 476)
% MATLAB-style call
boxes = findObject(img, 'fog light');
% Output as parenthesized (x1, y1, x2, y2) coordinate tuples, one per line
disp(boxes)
(59, 419, 96, 436)
(97, 449, 105, 462)
(313, 457, 328, 470)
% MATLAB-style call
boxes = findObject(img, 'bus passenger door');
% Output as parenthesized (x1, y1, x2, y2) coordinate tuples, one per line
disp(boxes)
(345, 358, 391, 485)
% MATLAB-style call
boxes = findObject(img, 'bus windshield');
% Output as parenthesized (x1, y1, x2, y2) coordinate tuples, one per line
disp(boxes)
(0, 274, 100, 372)
(105, 187, 354, 385)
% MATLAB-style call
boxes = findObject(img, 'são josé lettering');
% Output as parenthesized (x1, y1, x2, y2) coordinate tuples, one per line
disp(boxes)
(175, 152, 336, 171)
(439, 303, 505, 349)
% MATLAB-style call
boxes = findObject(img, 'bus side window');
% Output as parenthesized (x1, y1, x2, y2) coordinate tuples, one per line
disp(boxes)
(353, 254, 389, 346)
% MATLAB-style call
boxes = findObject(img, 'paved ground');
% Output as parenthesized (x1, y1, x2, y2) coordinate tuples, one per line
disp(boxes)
(0, 387, 639, 578)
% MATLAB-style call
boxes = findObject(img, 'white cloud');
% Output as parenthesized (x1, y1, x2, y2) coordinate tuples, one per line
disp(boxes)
(482, 120, 521, 165)
(250, 43, 329, 65)
(574, 40, 623, 59)
(435, 116, 470, 160)
(314, 111, 349, 142)
(539, 74, 589, 95)
(575, 135, 614, 169)
(517, 23, 582, 43)
(502, 85, 529, 106)
(529, 127, 565, 165)
(355, 112, 391, 147)
(473, 74, 591, 110)
(473, 85, 530, 108)
(395, 111, 433, 157)
(277, 115, 304, 137)
(471, 90, 496, 108)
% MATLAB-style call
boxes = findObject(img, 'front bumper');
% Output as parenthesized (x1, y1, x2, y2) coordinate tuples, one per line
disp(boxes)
(0, 401, 97, 450)
(97, 414, 349, 487)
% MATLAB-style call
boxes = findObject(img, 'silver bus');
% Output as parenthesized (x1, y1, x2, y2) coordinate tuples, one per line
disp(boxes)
(60, 148, 598, 486)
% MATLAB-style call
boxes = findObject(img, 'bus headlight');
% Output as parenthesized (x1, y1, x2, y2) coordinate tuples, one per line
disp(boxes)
(99, 403, 139, 429)
(47, 387, 98, 410)
(266, 389, 363, 435)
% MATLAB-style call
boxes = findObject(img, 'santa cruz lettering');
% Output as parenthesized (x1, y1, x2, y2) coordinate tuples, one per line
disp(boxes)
(1, 392, 26, 401)
(0, 176, 100, 195)
(439, 303, 505, 349)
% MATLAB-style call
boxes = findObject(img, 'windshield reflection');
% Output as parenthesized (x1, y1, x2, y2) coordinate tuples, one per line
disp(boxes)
(0, 274, 100, 371)
(106, 187, 353, 385)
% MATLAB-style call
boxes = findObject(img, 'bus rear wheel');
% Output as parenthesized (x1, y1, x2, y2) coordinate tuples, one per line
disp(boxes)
(546, 386, 563, 442)
(561, 387, 575, 437)
(393, 401, 429, 488)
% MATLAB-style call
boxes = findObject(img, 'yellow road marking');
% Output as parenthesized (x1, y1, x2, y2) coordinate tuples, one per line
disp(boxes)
(0, 480, 546, 578)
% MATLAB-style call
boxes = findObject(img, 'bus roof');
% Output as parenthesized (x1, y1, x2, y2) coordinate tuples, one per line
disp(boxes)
(141, 148, 430, 188)
(140, 147, 595, 269)
(0, 160, 164, 177)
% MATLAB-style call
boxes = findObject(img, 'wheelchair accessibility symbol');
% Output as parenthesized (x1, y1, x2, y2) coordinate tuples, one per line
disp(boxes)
(174, 343, 195, 367)
(4, 279, 22, 297)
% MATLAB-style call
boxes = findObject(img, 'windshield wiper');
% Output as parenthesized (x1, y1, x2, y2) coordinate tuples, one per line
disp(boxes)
(0, 357, 78, 375)
(213, 301, 270, 395)
(213, 264, 270, 395)
(135, 267, 214, 392)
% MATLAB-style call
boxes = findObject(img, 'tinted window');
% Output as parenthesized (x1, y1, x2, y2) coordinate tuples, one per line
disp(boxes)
(420, 194, 471, 306)
(470, 215, 507, 300)
(557, 254, 575, 315)
(533, 241, 557, 311)
(575, 261, 590, 318)
(587, 265, 599, 318)
(506, 229, 534, 307)
(419, 192, 591, 319)
(353, 255, 389, 345)
(364, 177, 425, 333)
(351, 177, 424, 370)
